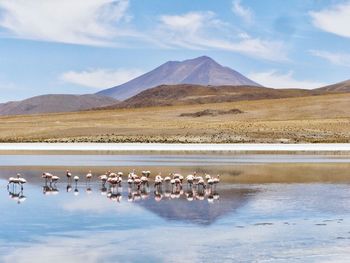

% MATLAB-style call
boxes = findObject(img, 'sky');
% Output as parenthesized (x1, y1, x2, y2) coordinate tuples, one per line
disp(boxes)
(0, 0, 350, 102)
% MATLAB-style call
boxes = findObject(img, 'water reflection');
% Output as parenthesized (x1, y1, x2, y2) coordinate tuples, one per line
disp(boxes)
(7, 186, 26, 204)
(2, 162, 350, 262)
(38, 181, 221, 204)
(42, 184, 59, 195)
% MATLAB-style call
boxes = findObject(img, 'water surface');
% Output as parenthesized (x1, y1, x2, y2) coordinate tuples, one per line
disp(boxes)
(1, 154, 350, 262)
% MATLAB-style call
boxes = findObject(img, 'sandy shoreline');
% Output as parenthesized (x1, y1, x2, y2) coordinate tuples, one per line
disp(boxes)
(0, 143, 350, 152)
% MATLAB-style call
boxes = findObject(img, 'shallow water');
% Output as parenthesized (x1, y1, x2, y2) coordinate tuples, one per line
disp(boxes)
(1, 154, 350, 262)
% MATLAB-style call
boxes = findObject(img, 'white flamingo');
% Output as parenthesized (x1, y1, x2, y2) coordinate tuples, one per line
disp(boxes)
(154, 174, 163, 187)
(134, 177, 142, 189)
(86, 171, 93, 181)
(212, 175, 220, 187)
(164, 175, 171, 183)
(109, 172, 117, 178)
(127, 174, 134, 185)
(99, 174, 108, 184)
(42, 172, 53, 182)
(186, 174, 194, 186)
(66, 170, 72, 181)
(51, 175, 60, 184)
(73, 175, 79, 184)
(171, 173, 184, 183)
(8, 173, 26, 190)
(205, 174, 211, 181)
(140, 174, 148, 184)
(195, 175, 206, 190)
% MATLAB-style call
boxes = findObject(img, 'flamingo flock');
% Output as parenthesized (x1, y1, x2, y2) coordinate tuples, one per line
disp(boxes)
(6, 169, 221, 204)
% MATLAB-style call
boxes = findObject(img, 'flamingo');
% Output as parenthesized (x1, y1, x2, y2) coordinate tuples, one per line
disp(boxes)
(73, 175, 79, 184)
(212, 175, 220, 188)
(154, 174, 163, 187)
(195, 175, 206, 190)
(134, 177, 142, 189)
(174, 177, 181, 186)
(164, 175, 171, 183)
(186, 174, 194, 186)
(140, 174, 148, 184)
(17, 174, 27, 187)
(207, 176, 214, 188)
(117, 174, 123, 185)
(131, 172, 139, 180)
(8, 173, 26, 190)
(86, 171, 93, 181)
(171, 173, 184, 183)
(205, 173, 212, 181)
(51, 175, 60, 184)
(107, 177, 119, 187)
(109, 172, 117, 178)
(99, 174, 108, 184)
(42, 172, 53, 183)
(66, 170, 72, 181)
(127, 176, 134, 185)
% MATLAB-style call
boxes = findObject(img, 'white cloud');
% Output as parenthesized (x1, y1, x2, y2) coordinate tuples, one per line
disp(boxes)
(310, 1, 350, 38)
(61, 68, 144, 89)
(310, 50, 350, 67)
(0, 2, 288, 62)
(232, 0, 253, 24)
(156, 12, 287, 62)
(248, 70, 327, 89)
(0, 0, 136, 46)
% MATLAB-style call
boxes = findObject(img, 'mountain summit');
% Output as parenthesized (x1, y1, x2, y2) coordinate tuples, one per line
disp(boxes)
(96, 56, 261, 100)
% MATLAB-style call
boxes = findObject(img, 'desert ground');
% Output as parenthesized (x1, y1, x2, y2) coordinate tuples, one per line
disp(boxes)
(0, 93, 350, 143)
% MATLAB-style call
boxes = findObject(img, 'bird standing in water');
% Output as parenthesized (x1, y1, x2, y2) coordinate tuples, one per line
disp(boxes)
(66, 170, 72, 182)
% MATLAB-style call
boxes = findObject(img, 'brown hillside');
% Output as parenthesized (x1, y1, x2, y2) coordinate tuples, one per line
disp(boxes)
(103, 84, 320, 109)
(316, 80, 350, 93)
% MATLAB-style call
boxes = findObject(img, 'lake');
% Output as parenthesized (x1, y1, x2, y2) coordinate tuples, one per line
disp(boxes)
(1, 153, 350, 262)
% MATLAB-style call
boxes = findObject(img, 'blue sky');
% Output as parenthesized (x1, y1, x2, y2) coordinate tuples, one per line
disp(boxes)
(0, 0, 350, 102)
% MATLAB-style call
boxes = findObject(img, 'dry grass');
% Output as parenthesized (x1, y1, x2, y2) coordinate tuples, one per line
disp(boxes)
(1, 93, 350, 143)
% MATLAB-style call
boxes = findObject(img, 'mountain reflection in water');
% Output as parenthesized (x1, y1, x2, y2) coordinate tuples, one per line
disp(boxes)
(2, 162, 350, 262)
(7, 178, 256, 225)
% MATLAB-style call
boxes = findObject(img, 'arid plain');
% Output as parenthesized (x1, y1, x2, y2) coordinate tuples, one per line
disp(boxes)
(0, 92, 349, 143)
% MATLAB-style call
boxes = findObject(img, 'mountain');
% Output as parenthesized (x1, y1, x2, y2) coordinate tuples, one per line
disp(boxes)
(316, 79, 350, 93)
(0, 94, 118, 116)
(100, 84, 316, 109)
(96, 56, 261, 100)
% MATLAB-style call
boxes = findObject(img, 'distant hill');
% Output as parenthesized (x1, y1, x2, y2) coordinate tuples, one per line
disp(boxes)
(100, 84, 317, 109)
(96, 56, 261, 100)
(316, 79, 350, 93)
(0, 94, 118, 116)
